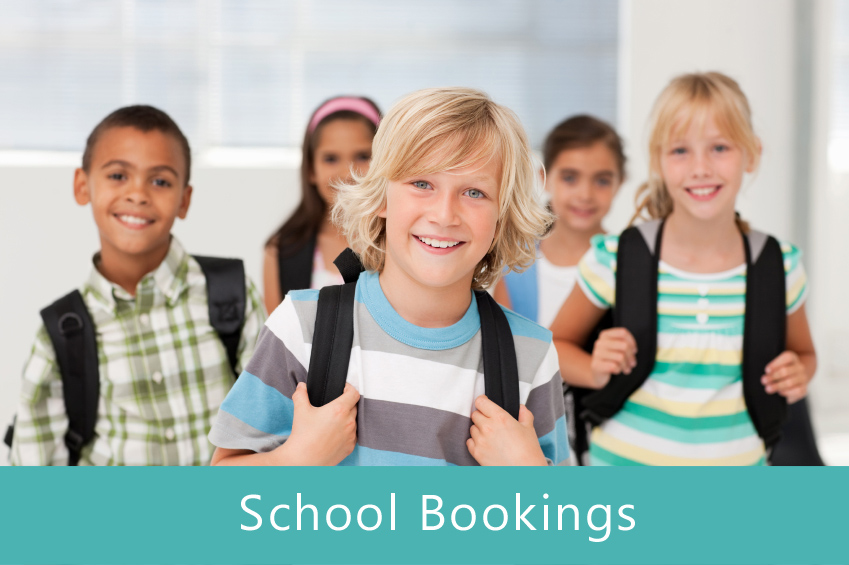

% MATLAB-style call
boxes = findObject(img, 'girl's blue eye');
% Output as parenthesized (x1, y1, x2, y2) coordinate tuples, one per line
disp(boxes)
(323, 155, 338, 164)
(412, 180, 431, 190)
(671, 147, 687, 155)
(356, 153, 371, 161)
(562, 174, 576, 184)
(465, 188, 484, 199)
(596, 177, 612, 187)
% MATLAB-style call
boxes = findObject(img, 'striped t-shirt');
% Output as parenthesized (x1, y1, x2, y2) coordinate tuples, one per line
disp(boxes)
(209, 270, 569, 466)
(577, 233, 808, 466)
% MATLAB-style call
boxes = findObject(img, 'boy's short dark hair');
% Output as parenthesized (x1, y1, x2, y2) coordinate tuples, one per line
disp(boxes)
(82, 105, 192, 183)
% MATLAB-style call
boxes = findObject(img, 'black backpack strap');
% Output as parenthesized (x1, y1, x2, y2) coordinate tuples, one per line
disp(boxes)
(40, 290, 100, 466)
(565, 308, 614, 464)
(771, 397, 824, 465)
(278, 234, 317, 298)
(475, 291, 520, 420)
(334, 248, 366, 283)
(581, 221, 663, 424)
(306, 282, 357, 407)
(741, 232, 787, 448)
(193, 255, 246, 377)
(305, 248, 363, 406)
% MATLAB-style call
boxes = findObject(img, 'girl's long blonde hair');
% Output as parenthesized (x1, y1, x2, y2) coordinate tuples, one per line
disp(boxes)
(631, 72, 761, 232)
(332, 87, 553, 289)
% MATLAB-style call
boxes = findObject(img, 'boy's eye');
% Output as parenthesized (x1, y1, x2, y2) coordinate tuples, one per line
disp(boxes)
(107, 172, 126, 181)
(152, 178, 172, 188)
(412, 180, 431, 190)
(465, 188, 485, 199)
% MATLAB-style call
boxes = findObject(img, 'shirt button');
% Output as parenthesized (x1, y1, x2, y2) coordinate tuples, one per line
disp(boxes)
(139, 313, 150, 326)
(696, 312, 709, 324)
(698, 284, 710, 297)
(152, 371, 163, 384)
(165, 427, 175, 441)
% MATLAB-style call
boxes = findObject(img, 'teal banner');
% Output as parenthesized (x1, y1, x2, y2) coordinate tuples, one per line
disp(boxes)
(0, 467, 845, 564)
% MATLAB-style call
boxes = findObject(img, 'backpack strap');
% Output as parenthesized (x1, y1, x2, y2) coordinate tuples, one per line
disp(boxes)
(278, 234, 317, 299)
(741, 231, 787, 448)
(41, 290, 100, 466)
(193, 255, 246, 377)
(475, 291, 520, 420)
(306, 282, 358, 407)
(305, 248, 362, 407)
(581, 221, 662, 424)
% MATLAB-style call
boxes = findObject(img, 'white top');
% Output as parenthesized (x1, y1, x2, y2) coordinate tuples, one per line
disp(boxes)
(536, 253, 579, 328)
(310, 247, 344, 290)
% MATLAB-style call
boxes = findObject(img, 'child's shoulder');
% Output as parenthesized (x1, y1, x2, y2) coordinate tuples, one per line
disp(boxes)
(777, 240, 802, 271)
(583, 232, 620, 269)
(498, 305, 552, 344)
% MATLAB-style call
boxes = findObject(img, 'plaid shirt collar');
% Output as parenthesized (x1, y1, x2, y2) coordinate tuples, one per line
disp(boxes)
(85, 237, 190, 314)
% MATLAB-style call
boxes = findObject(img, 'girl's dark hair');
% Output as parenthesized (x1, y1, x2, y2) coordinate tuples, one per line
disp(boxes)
(266, 96, 382, 256)
(542, 114, 626, 180)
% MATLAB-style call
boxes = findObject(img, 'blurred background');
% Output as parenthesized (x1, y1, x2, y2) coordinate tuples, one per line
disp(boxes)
(1, 0, 847, 464)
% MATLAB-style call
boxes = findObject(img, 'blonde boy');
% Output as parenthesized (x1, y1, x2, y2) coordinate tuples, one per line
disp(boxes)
(210, 88, 569, 466)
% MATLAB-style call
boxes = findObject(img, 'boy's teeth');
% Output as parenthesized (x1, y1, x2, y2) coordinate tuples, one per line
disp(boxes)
(119, 215, 149, 225)
(418, 236, 460, 248)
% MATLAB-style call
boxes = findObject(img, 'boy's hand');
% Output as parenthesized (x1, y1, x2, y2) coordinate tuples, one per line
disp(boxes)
(278, 382, 359, 466)
(466, 395, 548, 466)
(762, 351, 809, 404)
(590, 327, 637, 387)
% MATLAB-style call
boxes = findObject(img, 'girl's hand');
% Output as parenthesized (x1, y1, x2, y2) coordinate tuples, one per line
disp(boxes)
(762, 351, 810, 404)
(466, 395, 548, 466)
(280, 382, 359, 465)
(590, 328, 638, 387)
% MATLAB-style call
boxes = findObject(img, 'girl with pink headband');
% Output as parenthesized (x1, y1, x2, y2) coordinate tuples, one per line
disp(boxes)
(264, 96, 382, 313)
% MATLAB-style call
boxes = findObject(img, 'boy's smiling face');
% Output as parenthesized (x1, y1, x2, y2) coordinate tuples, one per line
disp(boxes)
(73, 126, 192, 281)
(379, 156, 501, 296)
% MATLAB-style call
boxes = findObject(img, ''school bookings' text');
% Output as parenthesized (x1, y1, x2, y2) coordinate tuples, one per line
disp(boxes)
(241, 492, 636, 541)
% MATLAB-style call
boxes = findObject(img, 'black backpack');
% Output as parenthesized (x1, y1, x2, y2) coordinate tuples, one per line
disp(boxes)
(277, 234, 318, 300)
(573, 219, 823, 464)
(4, 255, 247, 465)
(304, 249, 521, 420)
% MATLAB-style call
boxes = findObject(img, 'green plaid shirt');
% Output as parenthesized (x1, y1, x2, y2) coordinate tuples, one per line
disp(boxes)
(10, 238, 266, 466)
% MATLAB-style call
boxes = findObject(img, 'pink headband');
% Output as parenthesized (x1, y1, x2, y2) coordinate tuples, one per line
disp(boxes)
(308, 97, 381, 133)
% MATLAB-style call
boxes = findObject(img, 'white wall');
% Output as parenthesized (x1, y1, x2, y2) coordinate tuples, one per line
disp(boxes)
(610, 0, 797, 240)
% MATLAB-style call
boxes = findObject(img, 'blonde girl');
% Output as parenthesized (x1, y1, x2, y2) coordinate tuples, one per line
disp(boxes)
(550, 72, 816, 466)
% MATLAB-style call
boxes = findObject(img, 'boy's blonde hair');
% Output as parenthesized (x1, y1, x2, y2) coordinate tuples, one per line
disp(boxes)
(333, 87, 553, 289)
(631, 72, 761, 232)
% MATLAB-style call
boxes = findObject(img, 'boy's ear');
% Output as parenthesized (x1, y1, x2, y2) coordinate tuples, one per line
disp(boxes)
(73, 168, 91, 205)
(177, 184, 193, 220)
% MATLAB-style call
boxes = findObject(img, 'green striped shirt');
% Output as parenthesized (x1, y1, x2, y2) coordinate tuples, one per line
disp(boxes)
(577, 233, 807, 466)
(10, 238, 266, 466)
